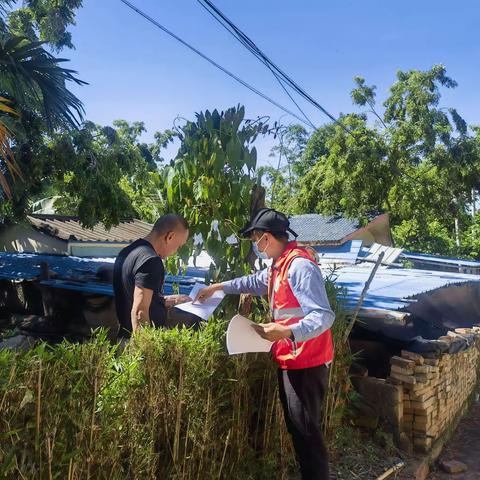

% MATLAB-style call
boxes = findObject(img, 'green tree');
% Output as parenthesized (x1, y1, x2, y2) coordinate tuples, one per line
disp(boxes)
(258, 124, 310, 213)
(164, 106, 270, 280)
(0, 31, 85, 213)
(0, 1, 87, 208)
(257, 164, 290, 211)
(47, 120, 169, 228)
(4, 0, 83, 51)
(295, 65, 480, 255)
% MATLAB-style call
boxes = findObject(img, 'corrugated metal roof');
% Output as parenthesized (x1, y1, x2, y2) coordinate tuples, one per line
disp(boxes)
(333, 265, 480, 312)
(0, 252, 206, 285)
(401, 251, 480, 268)
(0, 252, 112, 281)
(39, 278, 194, 296)
(4, 253, 480, 321)
(289, 214, 361, 244)
(27, 215, 153, 243)
(314, 240, 363, 265)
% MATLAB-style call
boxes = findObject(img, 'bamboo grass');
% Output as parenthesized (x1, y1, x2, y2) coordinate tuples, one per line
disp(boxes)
(0, 283, 352, 479)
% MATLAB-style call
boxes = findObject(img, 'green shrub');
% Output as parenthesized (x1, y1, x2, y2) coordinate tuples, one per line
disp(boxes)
(0, 325, 295, 479)
(0, 285, 351, 479)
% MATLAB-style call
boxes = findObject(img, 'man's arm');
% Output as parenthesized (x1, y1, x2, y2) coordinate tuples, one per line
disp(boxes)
(131, 286, 153, 332)
(194, 269, 269, 303)
(287, 258, 335, 342)
(164, 294, 191, 308)
(222, 269, 269, 295)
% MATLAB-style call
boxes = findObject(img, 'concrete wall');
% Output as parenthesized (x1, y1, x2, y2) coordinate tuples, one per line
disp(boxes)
(0, 225, 68, 255)
(68, 242, 127, 257)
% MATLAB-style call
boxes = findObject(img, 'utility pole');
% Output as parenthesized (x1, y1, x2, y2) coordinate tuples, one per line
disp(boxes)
(472, 188, 477, 218)
(454, 218, 460, 248)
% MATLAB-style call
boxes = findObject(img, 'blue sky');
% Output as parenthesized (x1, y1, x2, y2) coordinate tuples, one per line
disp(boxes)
(67, 0, 480, 165)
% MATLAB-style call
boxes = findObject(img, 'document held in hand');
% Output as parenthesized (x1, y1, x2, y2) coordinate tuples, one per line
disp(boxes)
(226, 314, 273, 355)
(174, 283, 225, 321)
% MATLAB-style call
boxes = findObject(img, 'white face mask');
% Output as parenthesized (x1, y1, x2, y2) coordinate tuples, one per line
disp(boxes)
(252, 234, 269, 259)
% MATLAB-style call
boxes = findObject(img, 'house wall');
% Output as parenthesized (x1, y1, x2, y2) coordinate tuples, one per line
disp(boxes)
(0, 225, 68, 255)
(68, 242, 128, 258)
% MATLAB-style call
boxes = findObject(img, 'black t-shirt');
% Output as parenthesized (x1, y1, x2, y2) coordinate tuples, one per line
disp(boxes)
(113, 239, 166, 335)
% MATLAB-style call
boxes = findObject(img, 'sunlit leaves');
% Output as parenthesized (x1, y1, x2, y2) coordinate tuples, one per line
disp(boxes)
(294, 65, 480, 256)
(164, 106, 269, 280)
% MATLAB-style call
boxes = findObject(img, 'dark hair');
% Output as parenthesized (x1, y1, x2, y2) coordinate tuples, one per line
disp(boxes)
(152, 214, 189, 235)
(252, 229, 289, 242)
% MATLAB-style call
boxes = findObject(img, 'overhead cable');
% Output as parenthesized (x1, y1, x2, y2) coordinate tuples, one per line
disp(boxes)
(118, 0, 313, 127)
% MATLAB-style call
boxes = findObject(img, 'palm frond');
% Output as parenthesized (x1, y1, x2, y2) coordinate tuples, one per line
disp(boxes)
(0, 96, 22, 197)
(0, 33, 87, 130)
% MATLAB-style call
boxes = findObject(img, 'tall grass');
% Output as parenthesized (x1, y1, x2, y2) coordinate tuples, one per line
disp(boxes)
(322, 281, 356, 444)
(0, 285, 351, 479)
(0, 325, 296, 479)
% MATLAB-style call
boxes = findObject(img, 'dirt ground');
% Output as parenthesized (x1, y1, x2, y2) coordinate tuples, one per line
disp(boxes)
(428, 397, 480, 479)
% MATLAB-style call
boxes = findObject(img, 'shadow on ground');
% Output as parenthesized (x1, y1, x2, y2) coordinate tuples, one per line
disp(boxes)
(429, 396, 480, 479)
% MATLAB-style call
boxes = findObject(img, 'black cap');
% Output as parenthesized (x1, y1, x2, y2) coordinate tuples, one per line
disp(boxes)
(239, 208, 298, 238)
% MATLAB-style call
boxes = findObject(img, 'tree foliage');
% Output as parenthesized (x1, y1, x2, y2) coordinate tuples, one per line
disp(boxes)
(164, 106, 270, 280)
(293, 65, 480, 255)
(3, 0, 83, 51)
(259, 124, 309, 213)
(0, 30, 85, 209)
(45, 120, 172, 228)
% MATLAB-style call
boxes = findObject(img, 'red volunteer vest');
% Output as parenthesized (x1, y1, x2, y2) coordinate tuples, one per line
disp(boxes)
(269, 242, 334, 370)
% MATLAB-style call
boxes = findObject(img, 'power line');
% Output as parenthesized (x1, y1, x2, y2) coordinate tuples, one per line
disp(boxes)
(196, 0, 316, 130)
(118, 0, 312, 127)
(196, 1, 316, 129)
(196, 0, 351, 135)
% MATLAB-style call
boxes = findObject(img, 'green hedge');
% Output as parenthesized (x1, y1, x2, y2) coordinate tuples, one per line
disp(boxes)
(0, 283, 351, 479)
(0, 323, 296, 479)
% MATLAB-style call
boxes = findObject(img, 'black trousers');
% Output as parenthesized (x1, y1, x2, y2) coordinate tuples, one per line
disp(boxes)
(278, 364, 330, 480)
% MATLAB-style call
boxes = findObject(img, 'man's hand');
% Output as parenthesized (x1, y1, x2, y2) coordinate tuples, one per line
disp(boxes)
(252, 323, 292, 342)
(193, 284, 223, 303)
(132, 314, 150, 333)
(166, 294, 191, 308)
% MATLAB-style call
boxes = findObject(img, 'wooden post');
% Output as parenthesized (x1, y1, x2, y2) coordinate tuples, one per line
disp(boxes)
(343, 251, 385, 342)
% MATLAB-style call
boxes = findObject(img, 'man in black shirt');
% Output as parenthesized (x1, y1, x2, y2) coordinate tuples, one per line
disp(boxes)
(113, 214, 190, 336)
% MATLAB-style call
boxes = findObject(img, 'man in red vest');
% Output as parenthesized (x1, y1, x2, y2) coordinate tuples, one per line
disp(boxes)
(195, 208, 335, 480)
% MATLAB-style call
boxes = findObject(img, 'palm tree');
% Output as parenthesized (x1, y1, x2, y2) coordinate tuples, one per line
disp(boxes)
(0, 96, 19, 196)
(0, 31, 86, 196)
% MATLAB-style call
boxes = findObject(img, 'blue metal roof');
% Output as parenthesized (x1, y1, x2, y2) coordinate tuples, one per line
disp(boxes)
(40, 279, 115, 296)
(314, 240, 362, 264)
(4, 253, 480, 317)
(333, 265, 480, 312)
(39, 279, 193, 296)
(401, 251, 480, 268)
(0, 252, 206, 296)
(0, 252, 112, 281)
(289, 214, 361, 243)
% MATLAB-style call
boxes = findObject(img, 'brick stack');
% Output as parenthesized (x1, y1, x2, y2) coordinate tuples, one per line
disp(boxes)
(387, 328, 480, 452)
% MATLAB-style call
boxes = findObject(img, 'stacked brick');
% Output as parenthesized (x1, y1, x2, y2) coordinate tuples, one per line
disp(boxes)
(388, 328, 480, 452)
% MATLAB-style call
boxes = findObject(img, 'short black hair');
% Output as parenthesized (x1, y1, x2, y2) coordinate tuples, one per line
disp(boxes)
(152, 214, 189, 235)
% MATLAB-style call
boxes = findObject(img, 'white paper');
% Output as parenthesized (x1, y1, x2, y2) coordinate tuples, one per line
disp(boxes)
(174, 283, 225, 321)
(226, 314, 273, 355)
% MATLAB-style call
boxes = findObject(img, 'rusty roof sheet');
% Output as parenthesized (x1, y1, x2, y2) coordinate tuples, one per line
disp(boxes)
(27, 215, 153, 243)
